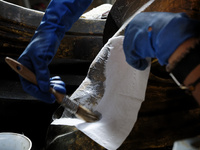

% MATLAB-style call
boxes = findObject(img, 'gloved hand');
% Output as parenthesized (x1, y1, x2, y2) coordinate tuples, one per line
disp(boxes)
(21, 76, 66, 103)
(50, 76, 66, 95)
(123, 12, 200, 70)
(17, 0, 92, 103)
(49, 76, 66, 103)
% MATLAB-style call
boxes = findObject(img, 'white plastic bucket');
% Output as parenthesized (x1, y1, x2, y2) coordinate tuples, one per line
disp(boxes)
(0, 132, 32, 150)
(172, 136, 200, 150)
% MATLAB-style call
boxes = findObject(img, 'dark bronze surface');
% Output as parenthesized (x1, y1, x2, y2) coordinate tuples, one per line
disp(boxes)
(0, 0, 105, 60)
(46, 0, 200, 150)
(1, 0, 200, 149)
(0, 1, 106, 149)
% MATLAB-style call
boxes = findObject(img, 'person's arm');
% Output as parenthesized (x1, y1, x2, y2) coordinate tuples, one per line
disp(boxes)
(18, 0, 93, 103)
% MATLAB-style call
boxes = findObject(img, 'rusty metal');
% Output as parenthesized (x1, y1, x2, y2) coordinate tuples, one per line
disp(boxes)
(1, 0, 200, 149)
(0, 0, 105, 61)
(103, 0, 200, 43)
(0, 1, 106, 149)
(46, 0, 200, 150)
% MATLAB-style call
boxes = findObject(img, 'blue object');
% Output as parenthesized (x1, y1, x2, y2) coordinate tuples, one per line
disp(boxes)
(50, 76, 66, 94)
(17, 0, 93, 103)
(123, 12, 200, 70)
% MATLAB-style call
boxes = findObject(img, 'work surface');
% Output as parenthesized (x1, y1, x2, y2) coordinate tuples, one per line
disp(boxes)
(0, 0, 200, 149)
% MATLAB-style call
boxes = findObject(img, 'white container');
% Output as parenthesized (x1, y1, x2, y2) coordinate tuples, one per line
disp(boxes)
(172, 136, 200, 150)
(0, 132, 32, 150)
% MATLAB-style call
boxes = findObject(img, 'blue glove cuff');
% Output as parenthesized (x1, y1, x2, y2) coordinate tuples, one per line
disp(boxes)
(38, 0, 93, 40)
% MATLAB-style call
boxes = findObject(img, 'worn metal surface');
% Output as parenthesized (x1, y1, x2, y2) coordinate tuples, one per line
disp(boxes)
(0, 1, 107, 149)
(1, 0, 200, 149)
(103, 0, 200, 43)
(0, 0, 105, 60)
(46, 62, 200, 150)
(45, 0, 200, 150)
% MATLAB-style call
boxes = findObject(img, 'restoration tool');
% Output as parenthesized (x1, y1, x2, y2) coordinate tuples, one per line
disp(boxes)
(5, 57, 99, 122)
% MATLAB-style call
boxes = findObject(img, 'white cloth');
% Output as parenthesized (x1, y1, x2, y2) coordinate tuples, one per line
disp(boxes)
(52, 36, 151, 150)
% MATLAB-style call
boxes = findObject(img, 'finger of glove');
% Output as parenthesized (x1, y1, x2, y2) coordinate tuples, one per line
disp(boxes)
(123, 15, 157, 70)
(50, 80, 65, 87)
(19, 76, 56, 103)
(50, 76, 62, 81)
(123, 31, 149, 70)
(124, 13, 157, 56)
(124, 51, 149, 70)
(50, 76, 66, 94)
(51, 84, 66, 94)
(50, 76, 65, 86)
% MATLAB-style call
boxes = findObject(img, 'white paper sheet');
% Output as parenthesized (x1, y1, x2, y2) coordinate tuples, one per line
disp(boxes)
(52, 36, 151, 150)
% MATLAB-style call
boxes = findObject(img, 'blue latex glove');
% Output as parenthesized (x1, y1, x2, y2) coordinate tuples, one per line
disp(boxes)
(49, 76, 66, 102)
(18, 0, 93, 103)
(123, 12, 200, 70)
(50, 76, 66, 95)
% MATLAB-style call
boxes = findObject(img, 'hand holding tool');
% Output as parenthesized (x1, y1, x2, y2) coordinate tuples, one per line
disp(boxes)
(5, 57, 99, 122)
(18, 0, 93, 103)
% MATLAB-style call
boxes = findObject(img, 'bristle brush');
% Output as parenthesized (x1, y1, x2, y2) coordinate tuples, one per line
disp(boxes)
(5, 57, 99, 122)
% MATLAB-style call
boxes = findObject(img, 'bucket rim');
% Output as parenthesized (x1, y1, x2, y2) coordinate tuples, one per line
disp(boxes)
(0, 132, 32, 150)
